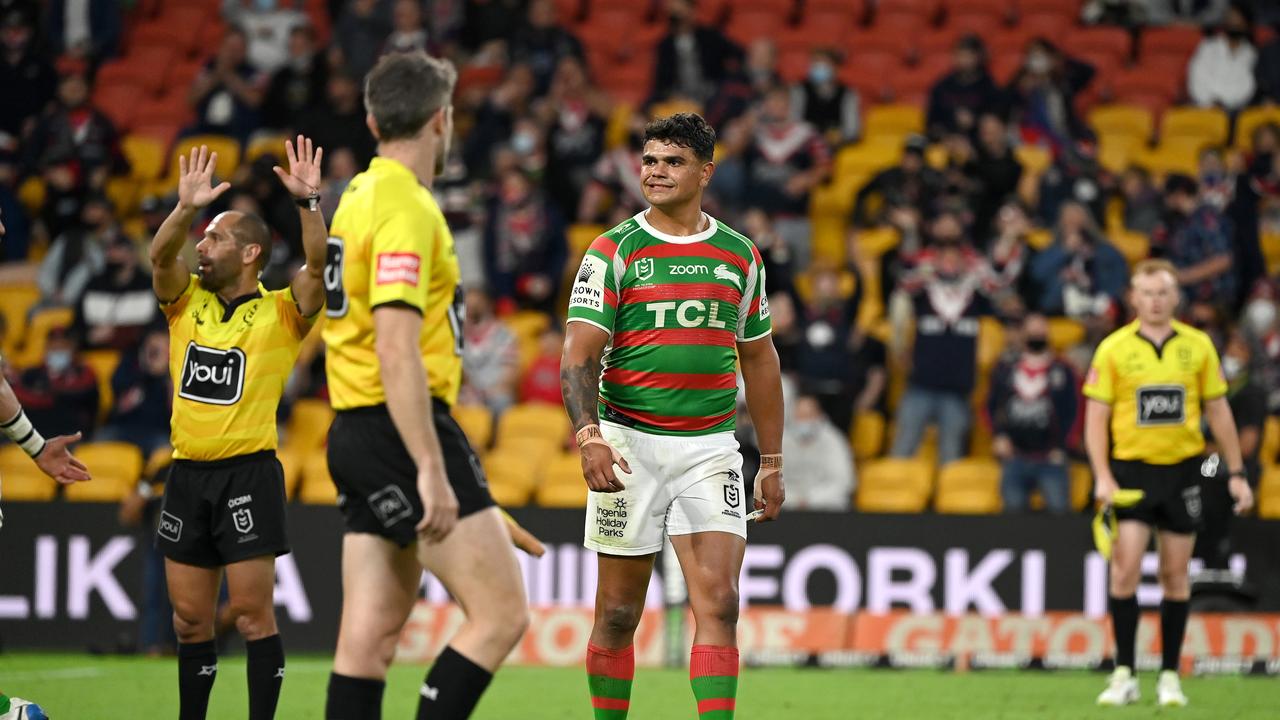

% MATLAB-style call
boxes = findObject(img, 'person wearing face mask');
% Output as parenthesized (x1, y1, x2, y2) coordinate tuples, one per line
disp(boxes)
(1239, 291, 1280, 413)
(926, 34, 1002, 140)
(1007, 38, 1094, 154)
(261, 24, 328, 132)
(987, 313, 1079, 513)
(483, 167, 567, 315)
(780, 393, 855, 510)
(35, 193, 109, 312)
(1188, 3, 1257, 113)
(72, 230, 159, 352)
(790, 48, 859, 145)
(1151, 173, 1238, 308)
(222, 0, 309, 74)
(463, 64, 536, 177)
(97, 327, 174, 456)
(22, 70, 128, 191)
(579, 110, 648, 224)
(10, 327, 100, 440)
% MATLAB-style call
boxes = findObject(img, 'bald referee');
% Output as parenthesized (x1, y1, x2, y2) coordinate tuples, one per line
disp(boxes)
(1085, 259, 1253, 708)
(148, 139, 327, 720)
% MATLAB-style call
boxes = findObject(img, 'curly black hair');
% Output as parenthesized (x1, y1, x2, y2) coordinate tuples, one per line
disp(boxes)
(642, 112, 716, 163)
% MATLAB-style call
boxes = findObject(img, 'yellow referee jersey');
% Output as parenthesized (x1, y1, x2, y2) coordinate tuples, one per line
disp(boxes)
(1083, 319, 1227, 465)
(322, 157, 463, 410)
(164, 276, 316, 460)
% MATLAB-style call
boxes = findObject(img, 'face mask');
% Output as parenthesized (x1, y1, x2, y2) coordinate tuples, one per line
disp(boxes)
(254, 0, 277, 11)
(1226, 28, 1248, 41)
(512, 132, 536, 156)
(793, 420, 821, 441)
(1244, 299, 1277, 335)
(1222, 355, 1245, 381)
(46, 349, 72, 374)
(1026, 337, 1049, 353)
(808, 63, 834, 85)
(1027, 51, 1051, 74)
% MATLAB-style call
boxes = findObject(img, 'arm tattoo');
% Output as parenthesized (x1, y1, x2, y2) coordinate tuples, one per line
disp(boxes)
(560, 355, 602, 432)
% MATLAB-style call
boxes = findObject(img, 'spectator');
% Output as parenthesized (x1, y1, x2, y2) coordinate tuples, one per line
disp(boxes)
(461, 0, 525, 51)
(538, 56, 606, 218)
(971, 113, 1023, 237)
(9, 326, 99, 439)
(97, 328, 171, 456)
(134, 193, 168, 242)
(35, 193, 110, 310)
(985, 198, 1036, 316)
(384, 0, 430, 55)
(318, 147, 357, 218)
(926, 34, 1003, 140)
(38, 152, 88, 241)
(1239, 289, 1279, 413)
(222, 0, 308, 74)
(1036, 138, 1105, 228)
(767, 290, 802, 372)
(651, 0, 741, 105)
(1007, 38, 1094, 152)
(1186, 299, 1227, 350)
(72, 234, 157, 352)
(459, 287, 519, 418)
(1228, 122, 1279, 298)
(780, 393, 856, 510)
(1256, 17, 1280, 104)
(1188, 3, 1257, 113)
(0, 9, 57, 145)
(705, 37, 779, 129)
(463, 63, 536, 177)
(791, 264, 863, 432)
(519, 325, 564, 405)
(0, 183, 29, 261)
(261, 24, 329, 132)
(890, 215, 993, 464)
(335, 0, 390, 83)
(853, 134, 942, 230)
(790, 48, 860, 146)
(23, 70, 127, 190)
(510, 0, 583, 94)
(45, 0, 121, 67)
(742, 208, 795, 297)
(987, 313, 1078, 513)
(298, 73, 377, 170)
(1198, 146, 1234, 212)
(1030, 201, 1127, 318)
(483, 168, 567, 314)
(1118, 165, 1162, 234)
(1152, 173, 1238, 307)
(578, 109, 647, 224)
(187, 26, 265, 143)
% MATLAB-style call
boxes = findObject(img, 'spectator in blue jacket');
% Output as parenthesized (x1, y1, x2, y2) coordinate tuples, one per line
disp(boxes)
(1029, 201, 1127, 318)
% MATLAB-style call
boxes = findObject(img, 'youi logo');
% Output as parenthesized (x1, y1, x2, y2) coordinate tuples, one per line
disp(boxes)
(178, 342, 247, 405)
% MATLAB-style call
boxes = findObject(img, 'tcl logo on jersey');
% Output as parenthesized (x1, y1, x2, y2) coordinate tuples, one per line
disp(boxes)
(179, 342, 246, 406)
(376, 253, 420, 286)
(645, 300, 727, 329)
(1137, 385, 1185, 425)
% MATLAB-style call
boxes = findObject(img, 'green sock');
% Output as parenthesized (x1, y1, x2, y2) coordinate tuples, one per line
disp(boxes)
(587, 643, 634, 719)
(690, 645, 739, 719)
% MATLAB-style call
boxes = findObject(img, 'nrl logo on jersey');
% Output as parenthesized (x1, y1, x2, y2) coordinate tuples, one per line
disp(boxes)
(636, 257, 655, 281)
(714, 264, 741, 289)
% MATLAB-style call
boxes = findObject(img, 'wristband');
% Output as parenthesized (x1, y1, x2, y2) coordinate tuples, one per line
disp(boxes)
(295, 193, 320, 211)
(1229, 469, 1247, 480)
(576, 424, 603, 448)
(1, 409, 47, 458)
(759, 454, 783, 470)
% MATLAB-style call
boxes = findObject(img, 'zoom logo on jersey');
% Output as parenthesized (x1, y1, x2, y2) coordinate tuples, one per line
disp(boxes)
(1137, 385, 1185, 426)
(178, 342, 246, 405)
(670, 264, 709, 276)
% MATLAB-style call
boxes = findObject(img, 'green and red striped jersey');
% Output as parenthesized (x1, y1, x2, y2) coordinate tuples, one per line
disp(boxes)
(566, 210, 773, 436)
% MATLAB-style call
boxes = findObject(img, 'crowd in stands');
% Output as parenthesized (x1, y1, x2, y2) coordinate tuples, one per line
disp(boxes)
(1, 0, 1279, 519)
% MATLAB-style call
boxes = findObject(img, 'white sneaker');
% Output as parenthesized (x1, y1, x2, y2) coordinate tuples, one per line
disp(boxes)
(1157, 670, 1188, 707)
(1097, 666, 1140, 706)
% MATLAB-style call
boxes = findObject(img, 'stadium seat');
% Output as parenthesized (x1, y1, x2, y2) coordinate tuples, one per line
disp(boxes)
(1019, 10, 1075, 40)
(276, 447, 303, 499)
(1259, 468, 1280, 519)
(0, 283, 38, 356)
(1108, 228, 1150, 266)
(851, 411, 885, 461)
(934, 457, 1001, 514)
(1014, 144, 1052, 176)
(497, 404, 569, 450)
(283, 398, 333, 451)
(484, 449, 539, 506)
(1108, 68, 1181, 104)
(1160, 107, 1228, 146)
(245, 134, 289, 165)
(95, 59, 165, 96)
(1088, 105, 1153, 142)
(535, 453, 589, 508)
(80, 349, 121, 423)
(1069, 462, 1093, 511)
(977, 317, 1004, 372)
(856, 457, 934, 513)
(1265, 230, 1280, 275)
(298, 454, 337, 504)
(133, 93, 195, 134)
(10, 307, 74, 369)
(1064, 27, 1131, 68)
(836, 137, 904, 177)
(452, 404, 494, 451)
(122, 135, 169, 181)
(160, 135, 242, 194)
(93, 81, 141, 131)
(65, 442, 143, 502)
(568, 224, 605, 262)
(0, 445, 58, 500)
(1132, 136, 1205, 177)
(130, 44, 178, 80)
(1234, 106, 1280, 151)
(1096, 133, 1143, 174)
(1025, 228, 1052, 250)
(1260, 417, 1279, 472)
(862, 104, 925, 140)
(1139, 24, 1203, 62)
(1046, 317, 1085, 352)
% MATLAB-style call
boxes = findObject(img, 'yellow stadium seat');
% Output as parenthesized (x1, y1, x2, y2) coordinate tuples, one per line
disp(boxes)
(1097, 134, 1143, 174)
(935, 457, 1001, 514)
(484, 450, 539, 506)
(1088, 105, 1153, 143)
(808, 175, 859, 218)
(969, 419, 993, 458)
(1109, 228, 1151, 266)
(836, 137, 904, 177)
(1255, 468, 1280, 519)
(298, 454, 337, 504)
(851, 412, 885, 461)
(276, 447, 303, 499)
(1161, 107, 1228, 146)
(245, 133, 289, 165)
(1262, 230, 1280, 276)
(536, 454, 588, 507)
(17, 176, 45, 215)
(977, 317, 1005, 371)
(1133, 136, 1207, 178)
(65, 442, 143, 502)
(495, 404, 570, 450)
(156, 135, 242, 194)
(854, 226, 900, 259)
(1069, 462, 1093, 511)
(1234, 106, 1280, 151)
(0, 283, 38, 356)
(1047, 318, 1086, 352)
(123, 135, 167, 181)
(10, 307, 74, 368)
(283, 398, 333, 451)
(144, 446, 172, 481)
(452, 404, 494, 451)
(504, 311, 551, 343)
(1025, 228, 1053, 250)
(104, 176, 137, 216)
(863, 104, 924, 140)
(855, 457, 934, 513)
(1015, 145, 1052, 176)
(793, 268, 856, 305)
(1260, 417, 1279, 472)
(80, 349, 121, 423)
(0, 445, 58, 500)
(568, 224, 606, 260)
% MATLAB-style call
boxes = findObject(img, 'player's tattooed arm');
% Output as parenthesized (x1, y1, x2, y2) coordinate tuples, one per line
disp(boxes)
(560, 323, 608, 431)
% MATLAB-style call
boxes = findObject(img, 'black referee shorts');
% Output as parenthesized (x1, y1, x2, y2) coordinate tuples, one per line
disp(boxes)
(1111, 457, 1204, 535)
(327, 401, 495, 548)
(156, 450, 291, 567)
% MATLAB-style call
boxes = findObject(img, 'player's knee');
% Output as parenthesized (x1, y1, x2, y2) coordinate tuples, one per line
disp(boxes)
(596, 601, 644, 639)
(232, 604, 277, 640)
(698, 586, 740, 629)
(1158, 566, 1190, 595)
(171, 606, 212, 642)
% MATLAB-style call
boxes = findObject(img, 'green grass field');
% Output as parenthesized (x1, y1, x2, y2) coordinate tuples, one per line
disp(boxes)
(1, 654, 1278, 719)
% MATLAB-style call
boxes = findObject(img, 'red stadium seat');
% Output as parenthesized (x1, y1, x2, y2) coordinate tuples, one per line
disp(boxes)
(990, 51, 1024, 84)
(92, 82, 141, 131)
(1072, 48, 1122, 81)
(917, 28, 961, 57)
(1019, 0, 1082, 13)
(553, 0, 584, 25)
(133, 91, 194, 128)
(127, 22, 192, 57)
(873, 10, 929, 36)
(130, 43, 178, 78)
(796, 9, 860, 47)
(848, 31, 914, 64)
(131, 123, 181, 153)
(96, 59, 165, 96)
(804, 0, 866, 21)
(1018, 10, 1076, 39)
(1064, 27, 1132, 64)
(945, 10, 1007, 36)
(1140, 24, 1203, 61)
(725, 0, 794, 16)
(985, 28, 1033, 58)
(725, 8, 791, 46)
(166, 60, 205, 93)
(877, 0, 940, 21)
(1109, 67, 1181, 102)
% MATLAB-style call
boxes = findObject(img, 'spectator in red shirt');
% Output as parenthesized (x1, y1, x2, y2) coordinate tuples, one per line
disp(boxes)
(10, 327, 99, 439)
(519, 326, 564, 405)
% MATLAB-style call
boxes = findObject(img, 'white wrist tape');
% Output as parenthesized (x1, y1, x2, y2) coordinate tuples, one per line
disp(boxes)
(2, 409, 47, 457)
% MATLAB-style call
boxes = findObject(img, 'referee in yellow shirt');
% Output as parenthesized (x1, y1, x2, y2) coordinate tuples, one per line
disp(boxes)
(1084, 259, 1254, 708)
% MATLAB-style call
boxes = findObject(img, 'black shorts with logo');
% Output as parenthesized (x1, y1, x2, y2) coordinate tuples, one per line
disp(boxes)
(156, 450, 290, 567)
(1111, 457, 1204, 535)
(327, 401, 495, 547)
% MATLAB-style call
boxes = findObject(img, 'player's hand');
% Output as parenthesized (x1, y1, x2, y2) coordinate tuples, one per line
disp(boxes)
(753, 468, 785, 522)
(415, 463, 459, 543)
(1093, 471, 1119, 507)
(579, 439, 630, 493)
(35, 432, 91, 485)
(272, 135, 323, 199)
(1229, 476, 1254, 515)
(177, 145, 231, 211)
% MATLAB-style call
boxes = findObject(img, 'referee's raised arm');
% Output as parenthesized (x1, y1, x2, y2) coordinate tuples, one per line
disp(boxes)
(273, 135, 327, 317)
(149, 145, 230, 303)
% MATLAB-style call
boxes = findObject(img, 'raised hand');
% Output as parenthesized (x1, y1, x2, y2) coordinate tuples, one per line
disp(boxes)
(273, 135, 323, 199)
(177, 145, 231, 211)
(34, 432, 91, 485)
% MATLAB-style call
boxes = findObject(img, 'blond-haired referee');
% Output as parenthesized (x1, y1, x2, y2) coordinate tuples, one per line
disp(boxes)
(1084, 259, 1254, 708)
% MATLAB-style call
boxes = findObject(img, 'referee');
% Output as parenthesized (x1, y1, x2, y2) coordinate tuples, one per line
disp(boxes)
(148, 139, 327, 720)
(1084, 259, 1254, 708)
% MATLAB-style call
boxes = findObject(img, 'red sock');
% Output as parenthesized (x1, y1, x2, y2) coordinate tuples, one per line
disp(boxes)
(690, 645, 738, 719)
(587, 643, 634, 719)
